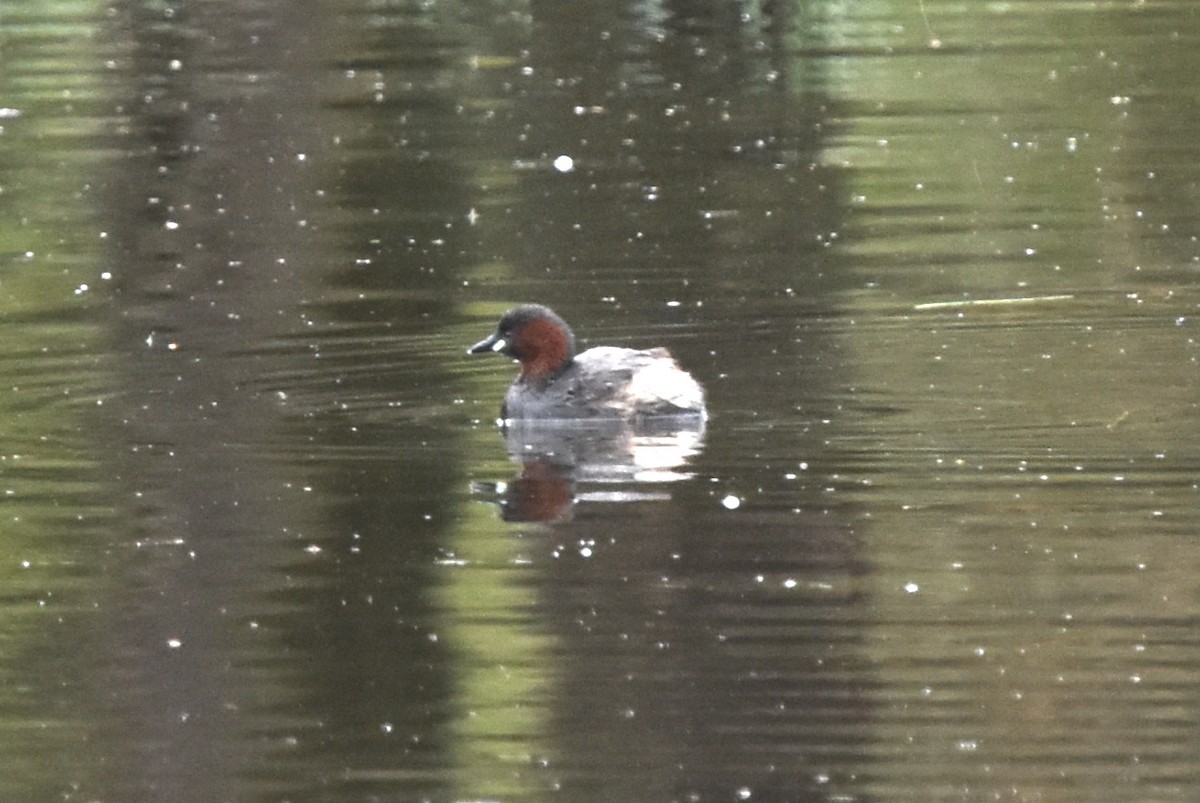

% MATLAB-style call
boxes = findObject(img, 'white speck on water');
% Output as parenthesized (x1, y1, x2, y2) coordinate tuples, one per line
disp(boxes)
(721, 494, 741, 510)
(167, 638, 182, 649)
(737, 787, 752, 800)
(904, 582, 919, 594)
(553, 154, 574, 173)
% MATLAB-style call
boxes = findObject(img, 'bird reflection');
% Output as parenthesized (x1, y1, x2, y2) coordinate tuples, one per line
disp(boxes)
(476, 418, 705, 522)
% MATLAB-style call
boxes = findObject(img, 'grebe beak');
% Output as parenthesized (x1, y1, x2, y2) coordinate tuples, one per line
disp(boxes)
(468, 333, 506, 355)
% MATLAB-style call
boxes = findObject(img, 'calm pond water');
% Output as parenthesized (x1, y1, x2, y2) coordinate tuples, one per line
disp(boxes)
(2, 0, 1199, 800)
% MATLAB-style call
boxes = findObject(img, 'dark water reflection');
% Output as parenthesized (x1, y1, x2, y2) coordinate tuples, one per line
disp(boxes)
(2, 0, 1199, 800)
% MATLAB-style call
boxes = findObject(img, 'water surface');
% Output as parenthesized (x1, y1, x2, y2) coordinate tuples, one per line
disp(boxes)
(1, 0, 1198, 800)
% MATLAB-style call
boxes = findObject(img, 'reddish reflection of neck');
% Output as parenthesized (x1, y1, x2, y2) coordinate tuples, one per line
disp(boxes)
(504, 460, 573, 522)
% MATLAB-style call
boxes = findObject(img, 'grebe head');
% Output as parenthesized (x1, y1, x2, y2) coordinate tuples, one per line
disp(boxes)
(468, 305, 577, 382)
